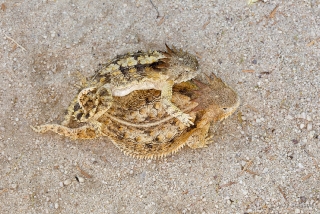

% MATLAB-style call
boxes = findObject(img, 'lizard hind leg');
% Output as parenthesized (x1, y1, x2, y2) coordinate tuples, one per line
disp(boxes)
(30, 124, 97, 140)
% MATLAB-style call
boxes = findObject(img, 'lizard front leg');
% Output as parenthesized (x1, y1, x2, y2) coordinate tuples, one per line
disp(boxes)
(185, 123, 212, 149)
(76, 86, 113, 135)
(161, 80, 194, 126)
(76, 86, 113, 120)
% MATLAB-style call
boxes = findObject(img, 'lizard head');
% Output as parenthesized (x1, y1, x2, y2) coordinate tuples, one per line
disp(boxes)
(191, 73, 240, 126)
(161, 44, 199, 83)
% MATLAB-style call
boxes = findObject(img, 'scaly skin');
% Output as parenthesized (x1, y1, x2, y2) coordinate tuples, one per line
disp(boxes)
(32, 74, 240, 159)
(72, 45, 199, 129)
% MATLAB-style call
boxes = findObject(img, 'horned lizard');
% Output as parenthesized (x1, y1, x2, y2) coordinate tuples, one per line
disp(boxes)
(71, 45, 199, 133)
(32, 74, 240, 159)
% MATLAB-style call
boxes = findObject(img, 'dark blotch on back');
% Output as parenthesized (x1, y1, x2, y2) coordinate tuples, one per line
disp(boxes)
(132, 51, 143, 60)
(150, 61, 163, 71)
(95, 72, 111, 84)
(74, 103, 81, 112)
(135, 64, 148, 76)
(119, 66, 129, 76)
(76, 112, 84, 121)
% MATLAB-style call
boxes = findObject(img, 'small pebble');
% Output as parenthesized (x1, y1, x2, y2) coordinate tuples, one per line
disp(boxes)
(63, 179, 71, 186)
(11, 183, 18, 189)
(306, 115, 312, 121)
(298, 163, 304, 168)
(262, 168, 268, 173)
(300, 124, 305, 129)
(54, 203, 59, 209)
(295, 208, 300, 213)
(307, 123, 312, 131)
(299, 196, 307, 203)
(78, 177, 85, 183)
(308, 131, 315, 139)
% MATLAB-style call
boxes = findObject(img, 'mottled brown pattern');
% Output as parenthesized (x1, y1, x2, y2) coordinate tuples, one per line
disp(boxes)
(72, 45, 199, 128)
(32, 74, 240, 159)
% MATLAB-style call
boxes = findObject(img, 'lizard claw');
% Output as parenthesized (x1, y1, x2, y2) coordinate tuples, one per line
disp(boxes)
(178, 113, 194, 127)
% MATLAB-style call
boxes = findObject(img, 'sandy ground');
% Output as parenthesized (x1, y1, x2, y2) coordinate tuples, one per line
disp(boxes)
(1, 0, 319, 213)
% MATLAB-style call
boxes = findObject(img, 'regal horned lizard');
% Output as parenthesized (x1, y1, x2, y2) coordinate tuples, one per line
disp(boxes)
(72, 45, 199, 132)
(32, 74, 240, 159)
